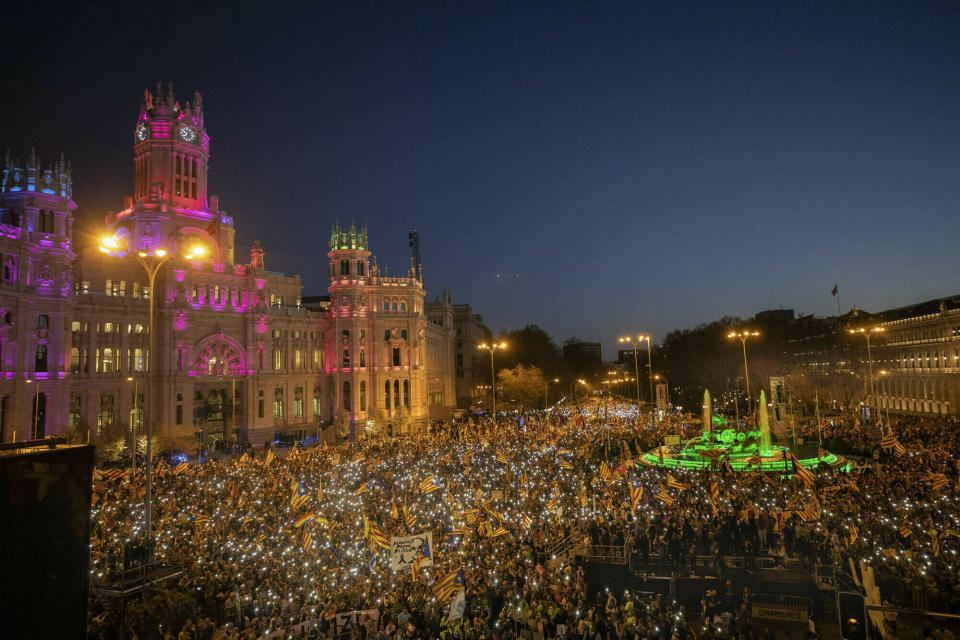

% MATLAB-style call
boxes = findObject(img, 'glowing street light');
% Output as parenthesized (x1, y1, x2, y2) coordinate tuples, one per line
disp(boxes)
(618, 334, 651, 411)
(848, 326, 885, 419)
(727, 330, 760, 415)
(478, 342, 507, 421)
(99, 234, 207, 541)
(544, 377, 560, 410)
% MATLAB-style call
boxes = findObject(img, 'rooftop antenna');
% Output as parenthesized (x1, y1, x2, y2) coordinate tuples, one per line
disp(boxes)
(408, 228, 422, 282)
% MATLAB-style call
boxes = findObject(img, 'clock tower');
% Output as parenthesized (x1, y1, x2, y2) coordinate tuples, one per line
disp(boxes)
(106, 82, 235, 264)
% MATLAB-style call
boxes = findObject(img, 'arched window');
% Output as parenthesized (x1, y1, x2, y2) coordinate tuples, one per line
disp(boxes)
(400, 302, 406, 311)
(383, 301, 389, 311)
(35, 345, 48, 372)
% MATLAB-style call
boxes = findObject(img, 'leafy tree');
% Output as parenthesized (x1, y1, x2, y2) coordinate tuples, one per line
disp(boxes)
(497, 365, 548, 411)
(495, 325, 566, 379)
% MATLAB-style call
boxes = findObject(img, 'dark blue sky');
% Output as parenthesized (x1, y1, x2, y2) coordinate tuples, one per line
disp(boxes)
(3, 1, 960, 357)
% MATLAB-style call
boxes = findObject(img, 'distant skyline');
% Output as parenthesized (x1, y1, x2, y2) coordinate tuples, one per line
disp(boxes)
(3, 1, 960, 357)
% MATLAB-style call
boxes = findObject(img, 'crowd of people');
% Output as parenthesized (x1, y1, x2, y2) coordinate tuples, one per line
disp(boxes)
(86, 406, 960, 639)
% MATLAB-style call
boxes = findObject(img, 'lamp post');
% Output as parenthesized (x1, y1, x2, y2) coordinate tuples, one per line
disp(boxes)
(848, 326, 885, 420)
(544, 377, 559, 410)
(571, 378, 586, 403)
(127, 376, 138, 473)
(653, 374, 669, 407)
(478, 342, 507, 422)
(727, 330, 760, 416)
(618, 335, 649, 409)
(100, 235, 205, 541)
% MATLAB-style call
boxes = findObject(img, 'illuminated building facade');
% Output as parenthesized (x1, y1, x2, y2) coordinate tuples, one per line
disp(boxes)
(0, 84, 461, 446)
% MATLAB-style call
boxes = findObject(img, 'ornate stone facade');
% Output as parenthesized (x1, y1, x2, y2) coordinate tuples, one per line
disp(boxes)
(0, 85, 464, 446)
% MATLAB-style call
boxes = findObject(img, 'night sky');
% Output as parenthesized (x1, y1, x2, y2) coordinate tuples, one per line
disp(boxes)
(3, 1, 960, 357)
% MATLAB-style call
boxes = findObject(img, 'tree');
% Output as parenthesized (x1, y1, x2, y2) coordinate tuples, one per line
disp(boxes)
(497, 365, 548, 411)
(495, 325, 566, 379)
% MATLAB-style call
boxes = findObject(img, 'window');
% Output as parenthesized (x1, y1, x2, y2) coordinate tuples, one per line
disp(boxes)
(294, 396, 303, 419)
(360, 381, 366, 411)
(35, 345, 47, 372)
(176, 393, 183, 425)
(394, 380, 400, 408)
(385, 380, 391, 409)
(71, 321, 82, 332)
(273, 387, 284, 420)
(358, 262, 365, 276)
(384, 301, 389, 311)
(342, 349, 350, 368)
(258, 389, 265, 418)
(70, 347, 81, 373)
(101, 348, 115, 373)
(401, 329, 407, 340)
(359, 349, 365, 367)
(343, 381, 351, 411)
(392, 303, 397, 311)
(132, 348, 145, 371)
(393, 348, 401, 366)
(403, 379, 409, 408)
(273, 349, 282, 370)
(313, 349, 322, 370)
(340, 260, 349, 276)
(400, 302, 406, 311)
(37, 314, 49, 329)
(384, 329, 391, 341)
(97, 394, 115, 431)
(294, 349, 302, 369)
(313, 385, 322, 417)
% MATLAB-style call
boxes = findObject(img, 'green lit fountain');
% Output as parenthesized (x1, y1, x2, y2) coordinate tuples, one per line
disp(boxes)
(641, 389, 840, 472)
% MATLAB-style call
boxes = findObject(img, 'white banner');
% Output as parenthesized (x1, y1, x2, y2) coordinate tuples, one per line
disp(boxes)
(390, 532, 433, 572)
(335, 609, 380, 636)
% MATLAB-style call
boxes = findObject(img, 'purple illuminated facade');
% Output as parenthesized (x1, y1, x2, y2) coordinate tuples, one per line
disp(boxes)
(0, 84, 469, 448)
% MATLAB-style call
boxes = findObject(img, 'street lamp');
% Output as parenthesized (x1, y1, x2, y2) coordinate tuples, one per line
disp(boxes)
(544, 377, 559, 410)
(727, 330, 760, 415)
(100, 235, 205, 541)
(848, 326, 885, 420)
(653, 374, 669, 407)
(618, 335, 651, 408)
(571, 378, 587, 402)
(477, 342, 507, 421)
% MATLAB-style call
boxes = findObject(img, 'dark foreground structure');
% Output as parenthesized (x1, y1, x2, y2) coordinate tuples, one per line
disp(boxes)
(0, 440, 94, 639)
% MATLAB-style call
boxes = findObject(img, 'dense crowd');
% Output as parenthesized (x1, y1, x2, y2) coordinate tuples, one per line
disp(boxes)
(86, 408, 960, 639)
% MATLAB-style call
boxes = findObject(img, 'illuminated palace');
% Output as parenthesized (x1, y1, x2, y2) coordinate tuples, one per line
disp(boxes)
(0, 84, 489, 447)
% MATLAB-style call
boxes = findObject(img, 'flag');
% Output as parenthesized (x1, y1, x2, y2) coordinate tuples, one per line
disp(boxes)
(264, 448, 275, 466)
(404, 505, 416, 530)
(294, 513, 316, 528)
(462, 450, 474, 465)
(923, 473, 951, 490)
(798, 499, 819, 522)
(629, 475, 644, 511)
(522, 514, 533, 529)
(880, 431, 906, 456)
(434, 568, 465, 602)
(390, 499, 400, 519)
(496, 451, 509, 464)
(710, 481, 721, 516)
(292, 482, 310, 509)
(367, 520, 390, 549)
(173, 461, 189, 475)
(831, 284, 838, 296)
(316, 480, 323, 502)
(791, 455, 815, 489)
(850, 524, 859, 545)
(419, 476, 442, 493)
(570, 412, 585, 430)
(96, 468, 127, 482)
(899, 524, 912, 538)
(667, 474, 690, 490)
(490, 525, 509, 538)
(655, 484, 674, 506)
(559, 460, 574, 470)
(599, 462, 615, 486)
(354, 481, 372, 496)
(302, 530, 312, 551)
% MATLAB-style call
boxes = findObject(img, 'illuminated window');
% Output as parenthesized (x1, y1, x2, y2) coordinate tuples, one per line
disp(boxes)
(273, 349, 282, 370)
(360, 381, 366, 411)
(294, 349, 302, 369)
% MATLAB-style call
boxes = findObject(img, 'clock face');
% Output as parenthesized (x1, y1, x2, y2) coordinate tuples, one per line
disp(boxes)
(136, 124, 148, 141)
(179, 127, 196, 142)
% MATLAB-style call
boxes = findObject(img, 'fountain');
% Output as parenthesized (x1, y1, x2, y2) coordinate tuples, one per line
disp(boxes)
(641, 388, 839, 472)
